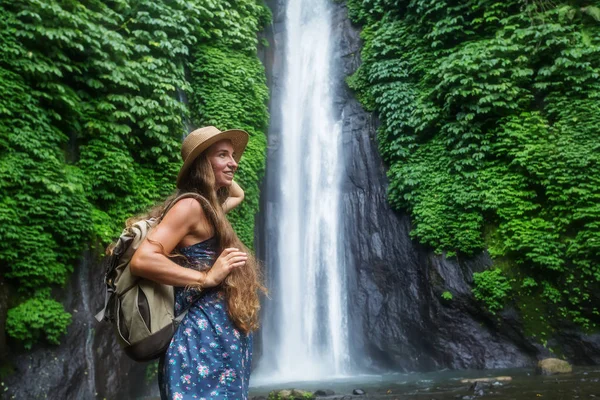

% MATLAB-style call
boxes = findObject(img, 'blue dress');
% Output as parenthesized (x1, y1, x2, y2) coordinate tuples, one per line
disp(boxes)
(158, 238, 252, 400)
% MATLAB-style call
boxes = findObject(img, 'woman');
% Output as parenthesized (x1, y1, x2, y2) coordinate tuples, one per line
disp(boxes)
(130, 126, 264, 400)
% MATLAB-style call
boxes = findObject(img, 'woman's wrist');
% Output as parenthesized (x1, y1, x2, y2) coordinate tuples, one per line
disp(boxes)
(198, 270, 215, 288)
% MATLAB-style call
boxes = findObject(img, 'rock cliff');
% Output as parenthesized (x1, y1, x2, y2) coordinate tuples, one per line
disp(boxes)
(2, 251, 152, 399)
(259, 0, 600, 373)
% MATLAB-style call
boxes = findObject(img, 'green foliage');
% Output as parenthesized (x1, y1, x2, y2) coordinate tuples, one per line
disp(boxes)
(472, 269, 513, 315)
(5, 294, 71, 349)
(347, 0, 600, 328)
(1, 0, 269, 348)
(145, 360, 159, 384)
(267, 391, 315, 400)
(441, 291, 453, 301)
(522, 277, 537, 290)
(188, 1, 270, 246)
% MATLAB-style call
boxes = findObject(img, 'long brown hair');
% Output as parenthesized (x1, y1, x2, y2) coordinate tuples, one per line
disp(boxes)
(130, 152, 265, 333)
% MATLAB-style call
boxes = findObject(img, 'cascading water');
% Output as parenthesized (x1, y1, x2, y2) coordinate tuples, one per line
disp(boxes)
(78, 254, 97, 397)
(257, 0, 349, 382)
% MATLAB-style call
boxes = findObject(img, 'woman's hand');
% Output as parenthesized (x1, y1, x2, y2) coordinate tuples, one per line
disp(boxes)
(204, 248, 247, 288)
(222, 181, 244, 213)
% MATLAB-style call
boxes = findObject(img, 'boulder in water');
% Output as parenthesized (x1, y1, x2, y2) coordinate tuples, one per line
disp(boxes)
(269, 389, 291, 399)
(470, 381, 492, 397)
(268, 389, 314, 399)
(314, 389, 335, 396)
(537, 358, 573, 375)
(352, 388, 366, 395)
(292, 389, 314, 399)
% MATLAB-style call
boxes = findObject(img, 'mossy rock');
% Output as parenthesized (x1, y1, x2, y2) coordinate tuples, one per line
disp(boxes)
(268, 389, 315, 400)
(537, 358, 572, 375)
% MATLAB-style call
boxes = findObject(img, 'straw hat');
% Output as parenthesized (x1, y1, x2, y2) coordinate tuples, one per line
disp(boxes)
(177, 126, 249, 188)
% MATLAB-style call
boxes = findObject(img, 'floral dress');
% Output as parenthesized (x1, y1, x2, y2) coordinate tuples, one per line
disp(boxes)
(158, 237, 252, 400)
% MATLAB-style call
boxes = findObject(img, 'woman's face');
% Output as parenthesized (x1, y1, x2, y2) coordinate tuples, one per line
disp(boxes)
(207, 139, 238, 188)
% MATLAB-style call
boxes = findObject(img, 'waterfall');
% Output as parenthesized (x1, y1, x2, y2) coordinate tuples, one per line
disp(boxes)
(177, 88, 194, 137)
(257, 0, 349, 382)
(78, 253, 97, 398)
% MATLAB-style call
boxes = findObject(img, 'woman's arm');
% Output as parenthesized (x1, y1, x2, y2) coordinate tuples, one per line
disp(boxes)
(222, 180, 244, 213)
(130, 198, 209, 287)
(130, 198, 248, 288)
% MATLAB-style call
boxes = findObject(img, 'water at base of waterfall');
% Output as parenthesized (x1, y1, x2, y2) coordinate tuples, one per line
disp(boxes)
(249, 367, 600, 399)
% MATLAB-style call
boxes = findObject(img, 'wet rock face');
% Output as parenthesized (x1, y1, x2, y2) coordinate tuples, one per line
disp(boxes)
(330, 0, 532, 371)
(326, 1, 600, 371)
(3, 251, 152, 399)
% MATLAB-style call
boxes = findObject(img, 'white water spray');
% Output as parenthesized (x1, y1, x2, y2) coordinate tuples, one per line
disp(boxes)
(257, 0, 349, 383)
(78, 256, 97, 397)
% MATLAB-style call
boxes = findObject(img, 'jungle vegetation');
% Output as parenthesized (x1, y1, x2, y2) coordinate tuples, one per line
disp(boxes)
(0, 0, 269, 349)
(347, 0, 600, 336)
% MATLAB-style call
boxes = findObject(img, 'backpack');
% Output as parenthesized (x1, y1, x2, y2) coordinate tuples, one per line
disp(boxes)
(95, 193, 204, 362)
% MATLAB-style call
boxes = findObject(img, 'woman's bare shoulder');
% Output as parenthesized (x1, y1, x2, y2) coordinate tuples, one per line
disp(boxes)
(164, 197, 206, 225)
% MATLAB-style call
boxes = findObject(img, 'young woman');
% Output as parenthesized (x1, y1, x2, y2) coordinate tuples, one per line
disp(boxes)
(129, 126, 264, 400)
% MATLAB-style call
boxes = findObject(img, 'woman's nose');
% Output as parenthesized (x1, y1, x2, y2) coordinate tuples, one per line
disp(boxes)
(229, 157, 238, 170)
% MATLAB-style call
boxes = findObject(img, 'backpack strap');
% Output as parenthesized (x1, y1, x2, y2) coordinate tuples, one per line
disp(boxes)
(95, 279, 114, 322)
(95, 252, 121, 322)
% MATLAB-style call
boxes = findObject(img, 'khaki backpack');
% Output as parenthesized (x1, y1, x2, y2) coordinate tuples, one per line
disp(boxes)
(95, 193, 204, 361)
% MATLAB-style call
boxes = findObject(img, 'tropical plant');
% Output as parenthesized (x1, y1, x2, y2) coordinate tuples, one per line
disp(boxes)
(0, 0, 269, 348)
(347, 0, 600, 330)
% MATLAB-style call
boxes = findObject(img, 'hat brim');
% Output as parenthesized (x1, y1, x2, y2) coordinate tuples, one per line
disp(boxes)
(176, 129, 249, 188)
